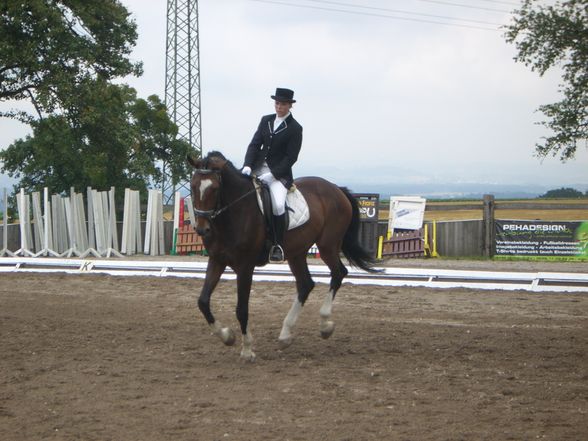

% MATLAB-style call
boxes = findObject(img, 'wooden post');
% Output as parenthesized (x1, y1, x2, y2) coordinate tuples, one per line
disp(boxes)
(483, 194, 495, 257)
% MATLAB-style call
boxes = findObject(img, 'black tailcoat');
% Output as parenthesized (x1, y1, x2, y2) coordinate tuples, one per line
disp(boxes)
(243, 113, 303, 188)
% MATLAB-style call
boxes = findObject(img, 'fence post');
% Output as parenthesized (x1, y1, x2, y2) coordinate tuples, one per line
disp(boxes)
(483, 194, 495, 257)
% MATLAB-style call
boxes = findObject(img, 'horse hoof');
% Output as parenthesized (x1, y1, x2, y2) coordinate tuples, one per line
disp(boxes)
(220, 327, 236, 346)
(278, 336, 293, 350)
(320, 321, 335, 339)
(240, 350, 256, 362)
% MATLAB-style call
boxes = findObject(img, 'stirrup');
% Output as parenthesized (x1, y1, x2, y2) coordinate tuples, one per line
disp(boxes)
(269, 244, 285, 263)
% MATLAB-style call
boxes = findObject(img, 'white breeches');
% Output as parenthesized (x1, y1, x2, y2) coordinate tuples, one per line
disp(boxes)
(268, 179, 287, 215)
(256, 164, 287, 215)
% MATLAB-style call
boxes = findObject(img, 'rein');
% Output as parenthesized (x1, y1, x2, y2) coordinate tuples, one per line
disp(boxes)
(192, 168, 257, 220)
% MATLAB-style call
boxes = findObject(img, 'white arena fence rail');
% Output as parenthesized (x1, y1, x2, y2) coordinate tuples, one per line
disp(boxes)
(1, 257, 587, 293)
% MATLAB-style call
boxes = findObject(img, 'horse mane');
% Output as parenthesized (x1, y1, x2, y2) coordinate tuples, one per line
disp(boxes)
(204, 150, 250, 182)
(201, 150, 226, 169)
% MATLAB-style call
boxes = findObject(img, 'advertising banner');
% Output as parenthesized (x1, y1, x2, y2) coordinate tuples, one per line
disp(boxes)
(353, 194, 380, 258)
(495, 220, 588, 257)
(356, 194, 379, 222)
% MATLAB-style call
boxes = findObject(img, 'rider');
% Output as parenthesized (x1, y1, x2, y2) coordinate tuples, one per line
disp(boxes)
(241, 87, 303, 263)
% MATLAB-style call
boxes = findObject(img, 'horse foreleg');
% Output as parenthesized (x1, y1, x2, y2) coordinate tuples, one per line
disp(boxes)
(236, 268, 256, 362)
(279, 255, 315, 349)
(198, 260, 235, 346)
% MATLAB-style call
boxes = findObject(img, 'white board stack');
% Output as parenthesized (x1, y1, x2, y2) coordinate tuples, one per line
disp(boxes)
(1, 188, 14, 257)
(5, 186, 172, 258)
(144, 189, 165, 256)
(121, 188, 142, 255)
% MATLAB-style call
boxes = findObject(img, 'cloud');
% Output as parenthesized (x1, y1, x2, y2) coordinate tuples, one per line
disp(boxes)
(1, 0, 586, 193)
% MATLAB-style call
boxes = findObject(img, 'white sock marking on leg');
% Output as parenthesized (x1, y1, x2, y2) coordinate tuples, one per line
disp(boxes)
(210, 322, 222, 335)
(241, 331, 255, 360)
(279, 298, 303, 341)
(319, 290, 336, 338)
(320, 290, 335, 320)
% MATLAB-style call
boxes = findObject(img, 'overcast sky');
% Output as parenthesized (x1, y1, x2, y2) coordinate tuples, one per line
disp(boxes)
(1, 0, 587, 192)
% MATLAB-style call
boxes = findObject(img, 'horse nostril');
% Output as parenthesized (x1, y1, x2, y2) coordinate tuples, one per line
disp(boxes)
(196, 227, 209, 237)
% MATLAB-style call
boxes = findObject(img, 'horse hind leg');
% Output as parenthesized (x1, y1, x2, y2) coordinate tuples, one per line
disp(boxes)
(278, 254, 315, 349)
(318, 247, 348, 339)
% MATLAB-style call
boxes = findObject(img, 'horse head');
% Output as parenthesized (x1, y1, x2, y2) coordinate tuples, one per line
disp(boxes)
(187, 151, 228, 237)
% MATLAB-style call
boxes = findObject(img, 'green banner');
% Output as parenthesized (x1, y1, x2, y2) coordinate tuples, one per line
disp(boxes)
(495, 220, 588, 257)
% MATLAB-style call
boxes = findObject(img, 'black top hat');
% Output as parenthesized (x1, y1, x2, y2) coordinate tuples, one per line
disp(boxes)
(271, 88, 296, 103)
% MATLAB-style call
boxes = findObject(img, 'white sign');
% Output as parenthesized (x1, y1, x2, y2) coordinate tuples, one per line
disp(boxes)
(388, 196, 427, 231)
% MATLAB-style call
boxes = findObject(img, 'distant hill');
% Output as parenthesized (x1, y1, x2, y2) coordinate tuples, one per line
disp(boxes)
(295, 164, 588, 201)
(347, 182, 560, 200)
(1, 170, 586, 208)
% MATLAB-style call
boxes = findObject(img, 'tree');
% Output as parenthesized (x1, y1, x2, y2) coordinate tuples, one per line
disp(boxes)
(0, 116, 88, 192)
(539, 187, 584, 198)
(0, 1, 195, 197)
(0, 80, 195, 196)
(0, 0, 142, 120)
(130, 95, 196, 189)
(504, 0, 587, 161)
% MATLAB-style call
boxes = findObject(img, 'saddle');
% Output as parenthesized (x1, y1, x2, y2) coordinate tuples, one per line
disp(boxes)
(252, 179, 310, 265)
(252, 179, 310, 230)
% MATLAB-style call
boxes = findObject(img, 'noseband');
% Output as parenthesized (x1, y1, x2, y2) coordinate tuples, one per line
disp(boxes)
(192, 168, 256, 220)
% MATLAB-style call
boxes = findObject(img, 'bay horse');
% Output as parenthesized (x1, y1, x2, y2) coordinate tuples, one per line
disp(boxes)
(188, 151, 378, 361)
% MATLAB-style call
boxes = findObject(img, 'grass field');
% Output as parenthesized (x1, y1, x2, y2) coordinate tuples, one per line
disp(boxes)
(379, 199, 588, 222)
(424, 209, 588, 221)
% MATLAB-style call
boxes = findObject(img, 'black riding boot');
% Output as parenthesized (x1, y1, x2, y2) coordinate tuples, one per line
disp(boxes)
(269, 213, 286, 263)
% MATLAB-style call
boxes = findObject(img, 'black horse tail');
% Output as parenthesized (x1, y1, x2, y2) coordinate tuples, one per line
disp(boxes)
(340, 187, 381, 273)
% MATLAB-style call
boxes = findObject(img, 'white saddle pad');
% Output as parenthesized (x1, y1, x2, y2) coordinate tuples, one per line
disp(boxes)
(255, 183, 310, 230)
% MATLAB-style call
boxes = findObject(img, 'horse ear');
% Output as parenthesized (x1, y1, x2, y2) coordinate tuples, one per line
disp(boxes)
(187, 154, 201, 168)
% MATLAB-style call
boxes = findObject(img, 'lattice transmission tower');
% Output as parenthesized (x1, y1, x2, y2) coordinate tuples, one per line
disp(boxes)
(163, 0, 202, 201)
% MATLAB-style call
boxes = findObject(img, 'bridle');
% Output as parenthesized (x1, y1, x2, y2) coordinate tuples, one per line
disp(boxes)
(191, 168, 257, 220)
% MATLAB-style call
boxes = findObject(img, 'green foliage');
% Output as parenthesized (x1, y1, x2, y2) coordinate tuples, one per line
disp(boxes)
(0, 0, 142, 119)
(539, 187, 585, 199)
(130, 95, 196, 188)
(1, 116, 86, 191)
(504, 0, 587, 161)
(0, 80, 197, 196)
(0, 1, 195, 198)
